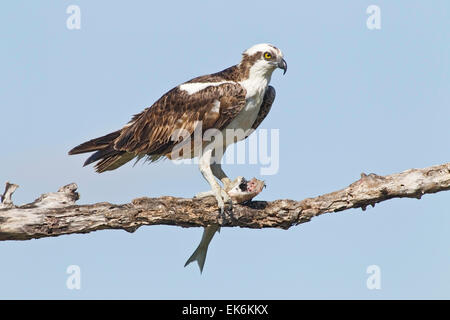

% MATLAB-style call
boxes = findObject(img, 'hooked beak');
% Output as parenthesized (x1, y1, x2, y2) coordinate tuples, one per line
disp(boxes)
(278, 58, 287, 75)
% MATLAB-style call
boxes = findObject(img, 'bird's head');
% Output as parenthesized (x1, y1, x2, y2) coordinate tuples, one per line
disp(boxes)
(240, 43, 287, 77)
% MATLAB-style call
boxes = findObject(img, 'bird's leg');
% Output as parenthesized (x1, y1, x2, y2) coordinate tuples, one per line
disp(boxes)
(210, 148, 240, 191)
(195, 149, 232, 213)
(211, 163, 242, 192)
(210, 163, 231, 190)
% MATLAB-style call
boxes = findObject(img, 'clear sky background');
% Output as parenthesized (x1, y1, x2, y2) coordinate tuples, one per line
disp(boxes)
(1, 1, 449, 299)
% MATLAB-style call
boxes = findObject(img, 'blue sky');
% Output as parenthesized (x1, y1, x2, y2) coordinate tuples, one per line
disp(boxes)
(0, 1, 449, 299)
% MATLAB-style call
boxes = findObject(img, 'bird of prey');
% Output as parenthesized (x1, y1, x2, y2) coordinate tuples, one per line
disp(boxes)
(69, 43, 287, 272)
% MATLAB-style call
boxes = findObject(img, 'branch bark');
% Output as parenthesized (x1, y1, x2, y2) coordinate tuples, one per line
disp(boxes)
(1, 162, 449, 241)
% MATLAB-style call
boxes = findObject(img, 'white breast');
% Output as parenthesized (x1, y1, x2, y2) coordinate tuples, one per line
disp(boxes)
(223, 75, 269, 146)
(225, 60, 270, 129)
(225, 94, 263, 132)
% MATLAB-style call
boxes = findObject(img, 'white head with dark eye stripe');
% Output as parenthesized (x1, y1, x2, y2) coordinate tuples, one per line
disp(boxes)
(242, 43, 287, 76)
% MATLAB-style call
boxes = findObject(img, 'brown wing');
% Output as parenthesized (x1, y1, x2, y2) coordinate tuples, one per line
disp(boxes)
(115, 82, 246, 154)
(251, 85, 276, 130)
(71, 82, 247, 172)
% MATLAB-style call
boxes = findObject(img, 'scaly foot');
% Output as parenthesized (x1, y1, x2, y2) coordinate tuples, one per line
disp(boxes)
(194, 185, 232, 214)
(222, 176, 243, 192)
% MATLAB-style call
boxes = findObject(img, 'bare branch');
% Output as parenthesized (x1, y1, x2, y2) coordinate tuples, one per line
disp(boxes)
(0, 182, 19, 209)
(0, 163, 449, 241)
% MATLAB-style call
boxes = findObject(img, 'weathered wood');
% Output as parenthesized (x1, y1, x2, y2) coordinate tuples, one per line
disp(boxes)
(0, 182, 19, 209)
(1, 162, 449, 241)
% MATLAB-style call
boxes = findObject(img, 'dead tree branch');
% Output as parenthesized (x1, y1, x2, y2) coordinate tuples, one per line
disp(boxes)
(1, 162, 449, 241)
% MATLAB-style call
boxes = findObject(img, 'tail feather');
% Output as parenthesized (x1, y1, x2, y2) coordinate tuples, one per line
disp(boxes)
(68, 130, 121, 155)
(95, 151, 135, 172)
(184, 225, 220, 273)
(69, 130, 136, 172)
(84, 146, 120, 166)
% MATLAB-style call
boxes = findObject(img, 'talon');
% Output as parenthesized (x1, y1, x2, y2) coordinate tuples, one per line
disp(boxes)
(194, 190, 215, 199)
(214, 192, 225, 213)
(197, 186, 232, 215)
(219, 188, 233, 213)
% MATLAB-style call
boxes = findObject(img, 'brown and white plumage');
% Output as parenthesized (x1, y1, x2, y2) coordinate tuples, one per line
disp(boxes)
(69, 83, 247, 171)
(69, 43, 287, 272)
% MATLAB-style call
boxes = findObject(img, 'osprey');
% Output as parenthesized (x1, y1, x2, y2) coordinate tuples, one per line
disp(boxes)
(69, 43, 287, 272)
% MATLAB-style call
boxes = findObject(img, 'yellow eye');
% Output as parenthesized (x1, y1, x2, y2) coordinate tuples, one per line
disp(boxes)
(264, 52, 272, 60)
